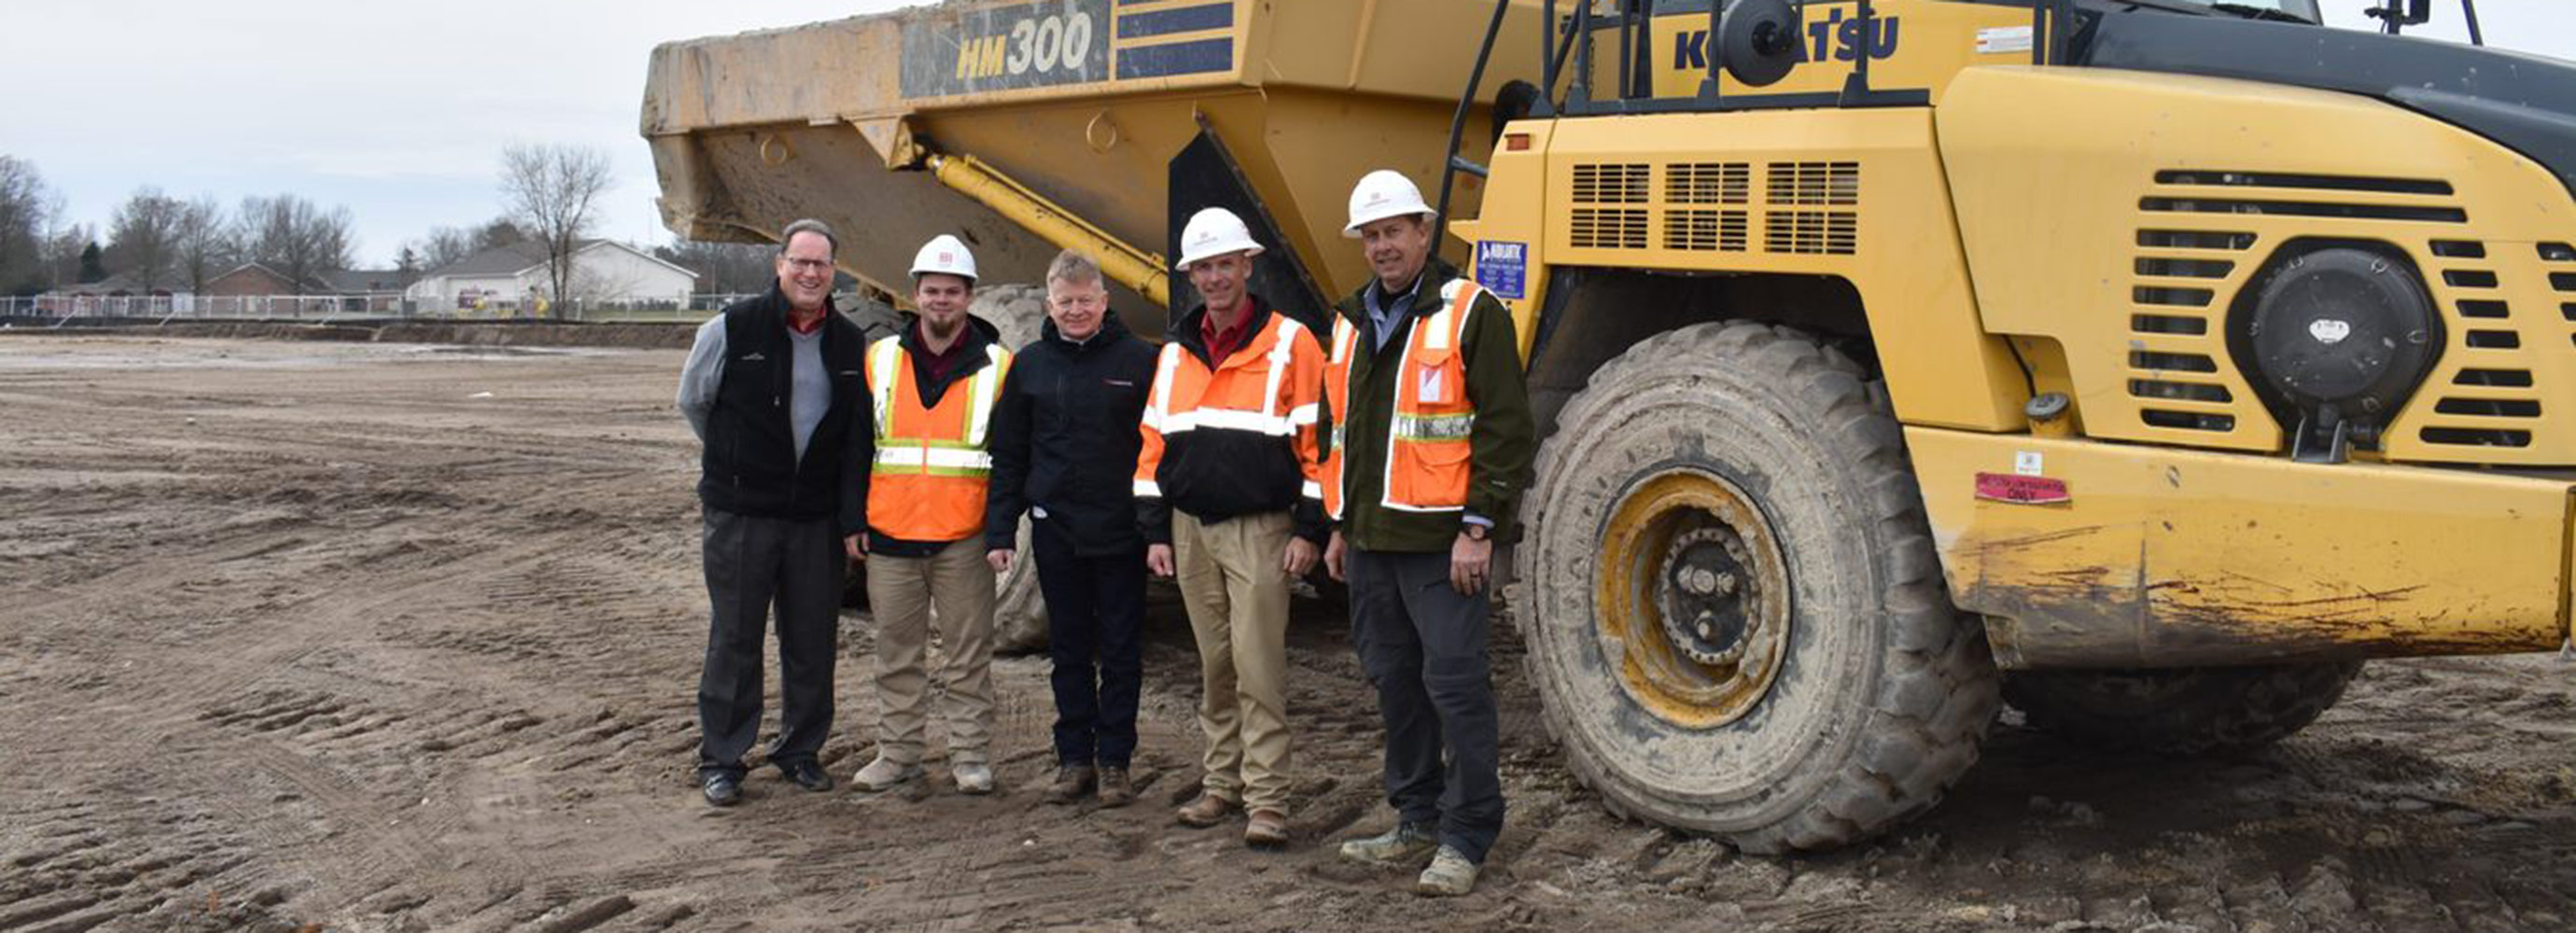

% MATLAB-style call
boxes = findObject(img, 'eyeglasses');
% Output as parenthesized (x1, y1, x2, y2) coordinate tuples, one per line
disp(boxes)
(782, 258, 833, 272)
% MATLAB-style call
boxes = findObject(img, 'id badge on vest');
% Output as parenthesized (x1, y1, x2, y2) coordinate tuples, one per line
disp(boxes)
(1417, 369, 1448, 405)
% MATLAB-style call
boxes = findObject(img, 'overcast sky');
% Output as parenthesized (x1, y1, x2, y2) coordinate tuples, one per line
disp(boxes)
(2, 1, 2568, 270)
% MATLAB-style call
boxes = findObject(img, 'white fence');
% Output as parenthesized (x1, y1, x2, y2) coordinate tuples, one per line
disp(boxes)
(0, 292, 886, 327)
(0, 293, 743, 325)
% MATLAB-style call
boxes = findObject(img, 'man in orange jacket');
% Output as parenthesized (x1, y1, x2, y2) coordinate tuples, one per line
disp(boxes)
(1137, 207, 1326, 847)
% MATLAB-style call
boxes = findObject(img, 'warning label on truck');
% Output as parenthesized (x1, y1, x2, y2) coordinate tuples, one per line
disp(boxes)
(903, 0, 1110, 99)
(1475, 241, 1528, 300)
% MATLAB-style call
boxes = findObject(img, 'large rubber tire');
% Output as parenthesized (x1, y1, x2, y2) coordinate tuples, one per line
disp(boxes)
(972, 285, 1052, 653)
(2003, 661, 2364, 756)
(1510, 321, 1999, 854)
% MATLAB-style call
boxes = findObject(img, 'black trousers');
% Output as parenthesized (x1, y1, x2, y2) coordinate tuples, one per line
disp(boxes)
(1347, 547, 1504, 863)
(696, 508, 841, 780)
(1032, 515, 1146, 769)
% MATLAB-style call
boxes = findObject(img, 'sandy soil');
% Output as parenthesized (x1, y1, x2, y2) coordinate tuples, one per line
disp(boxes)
(3, 334, 2572, 933)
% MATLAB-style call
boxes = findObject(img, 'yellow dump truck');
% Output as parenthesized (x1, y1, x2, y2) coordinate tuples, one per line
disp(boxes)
(643, 0, 2576, 853)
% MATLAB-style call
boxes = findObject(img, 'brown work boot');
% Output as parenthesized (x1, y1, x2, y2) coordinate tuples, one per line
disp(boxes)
(1096, 768, 1135, 808)
(1174, 791, 1239, 828)
(1243, 808, 1290, 848)
(1044, 765, 1097, 805)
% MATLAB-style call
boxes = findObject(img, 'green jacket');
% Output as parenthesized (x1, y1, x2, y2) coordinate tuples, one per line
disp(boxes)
(1328, 259, 1535, 552)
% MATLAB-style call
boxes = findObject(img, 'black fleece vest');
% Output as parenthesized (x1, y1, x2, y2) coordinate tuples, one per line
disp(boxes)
(697, 297, 865, 520)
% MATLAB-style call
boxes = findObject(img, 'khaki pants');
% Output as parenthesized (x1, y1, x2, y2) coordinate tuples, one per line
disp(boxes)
(865, 537, 996, 766)
(1174, 509, 1294, 812)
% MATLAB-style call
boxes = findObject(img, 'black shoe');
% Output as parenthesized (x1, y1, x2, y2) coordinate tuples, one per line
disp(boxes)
(703, 773, 742, 807)
(779, 759, 834, 792)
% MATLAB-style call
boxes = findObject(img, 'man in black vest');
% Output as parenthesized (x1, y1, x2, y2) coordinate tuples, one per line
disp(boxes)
(676, 218, 867, 807)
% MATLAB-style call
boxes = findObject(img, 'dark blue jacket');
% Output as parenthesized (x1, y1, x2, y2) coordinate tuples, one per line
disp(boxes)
(984, 311, 1158, 556)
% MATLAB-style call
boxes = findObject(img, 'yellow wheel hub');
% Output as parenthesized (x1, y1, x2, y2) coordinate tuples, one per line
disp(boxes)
(1595, 468, 1792, 730)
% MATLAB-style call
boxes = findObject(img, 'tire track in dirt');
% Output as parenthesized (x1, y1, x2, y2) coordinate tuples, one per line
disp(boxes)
(11, 336, 2576, 933)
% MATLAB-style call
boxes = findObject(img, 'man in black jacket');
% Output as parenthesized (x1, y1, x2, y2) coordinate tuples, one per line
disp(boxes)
(676, 218, 866, 807)
(984, 249, 1159, 808)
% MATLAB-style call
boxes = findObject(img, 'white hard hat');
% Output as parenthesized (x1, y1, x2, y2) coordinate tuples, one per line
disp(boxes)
(1343, 169, 1435, 238)
(910, 234, 978, 282)
(1175, 207, 1265, 271)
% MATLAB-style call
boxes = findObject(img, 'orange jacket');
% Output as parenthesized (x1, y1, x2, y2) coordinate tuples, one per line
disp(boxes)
(1134, 299, 1327, 544)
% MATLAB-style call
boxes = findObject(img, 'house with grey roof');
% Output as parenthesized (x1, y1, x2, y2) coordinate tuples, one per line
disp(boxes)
(405, 240, 695, 313)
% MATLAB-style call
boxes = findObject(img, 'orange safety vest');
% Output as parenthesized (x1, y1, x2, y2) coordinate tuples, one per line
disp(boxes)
(1323, 278, 1483, 520)
(863, 335, 1012, 542)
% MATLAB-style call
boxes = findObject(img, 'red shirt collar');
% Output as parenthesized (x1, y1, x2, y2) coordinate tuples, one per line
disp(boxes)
(1199, 298, 1259, 363)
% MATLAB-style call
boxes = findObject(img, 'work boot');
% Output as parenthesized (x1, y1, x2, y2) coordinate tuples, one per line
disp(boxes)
(1096, 768, 1135, 808)
(954, 762, 995, 795)
(1244, 808, 1290, 848)
(851, 755, 923, 792)
(777, 759, 833, 792)
(1414, 845, 1480, 898)
(1174, 791, 1239, 828)
(701, 773, 741, 808)
(1045, 765, 1097, 804)
(1337, 821, 1437, 868)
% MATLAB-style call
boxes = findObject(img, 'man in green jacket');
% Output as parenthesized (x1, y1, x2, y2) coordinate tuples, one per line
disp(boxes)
(1322, 170, 1534, 897)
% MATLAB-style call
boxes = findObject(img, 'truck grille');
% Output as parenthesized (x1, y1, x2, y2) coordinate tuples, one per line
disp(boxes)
(1763, 161, 1857, 255)
(1558, 160, 1857, 256)
(1664, 162, 1750, 253)
(2126, 228, 2255, 434)
(2414, 239, 2539, 451)
(1570, 162, 1650, 250)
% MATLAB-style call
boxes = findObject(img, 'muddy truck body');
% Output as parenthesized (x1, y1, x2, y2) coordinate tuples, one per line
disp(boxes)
(643, 0, 2576, 852)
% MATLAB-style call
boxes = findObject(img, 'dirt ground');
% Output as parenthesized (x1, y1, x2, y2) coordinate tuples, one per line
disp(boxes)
(4, 334, 2573, 933)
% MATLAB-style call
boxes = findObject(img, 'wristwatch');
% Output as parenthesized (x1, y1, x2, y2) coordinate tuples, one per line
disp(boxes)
(1461, 523, 1490, 542)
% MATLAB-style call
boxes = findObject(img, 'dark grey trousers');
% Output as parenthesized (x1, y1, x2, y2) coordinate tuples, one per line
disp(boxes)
(696, 507, 842, 780)
(1346, 547, 1504, 863)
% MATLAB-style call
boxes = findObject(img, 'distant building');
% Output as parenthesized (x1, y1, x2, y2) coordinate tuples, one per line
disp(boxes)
(203, 263, 307, 298)
(405, 240, 696, 314)
(315, 269, 406, 313)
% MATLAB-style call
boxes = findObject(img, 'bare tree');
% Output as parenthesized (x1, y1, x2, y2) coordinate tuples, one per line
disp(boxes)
(408, 216, 527, 274)
(499, 144, 611, 308)
(174, 195, 234, 294)
(394, 245, 423, 289)
(0, 156, 59, 295)
(655, 240, 777, 295)
(236, 194, 356, 292)
(40, 223, 92, 290)
(105, 187, 188, 292)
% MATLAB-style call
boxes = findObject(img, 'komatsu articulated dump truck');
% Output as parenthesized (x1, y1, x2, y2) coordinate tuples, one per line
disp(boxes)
(644, 0, 2576, 852)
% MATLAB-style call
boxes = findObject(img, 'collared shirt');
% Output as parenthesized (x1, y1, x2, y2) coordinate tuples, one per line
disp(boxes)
(1362, 270, 1425, 353)
(1200, 299, 1256, 363)
(915, 318, 969, 384)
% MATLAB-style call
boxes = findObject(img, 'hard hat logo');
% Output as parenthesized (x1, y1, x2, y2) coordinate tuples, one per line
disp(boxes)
(1344, 169, 1435, 238)
(1175, 207, 1266, 271)
(910, 234, 979, 281)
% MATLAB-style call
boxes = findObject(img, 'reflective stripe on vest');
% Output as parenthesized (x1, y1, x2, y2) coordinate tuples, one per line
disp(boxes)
(1322, 316, 1358, 520)
(1145, 316, 1310, 438)
(864, 335, 1012, 541)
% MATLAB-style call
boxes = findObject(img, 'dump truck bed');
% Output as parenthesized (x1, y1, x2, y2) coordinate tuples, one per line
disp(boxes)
(642, 0, 1546, 323)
